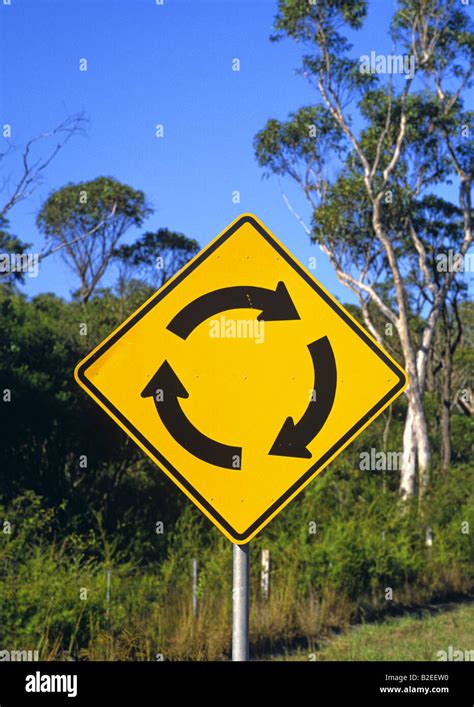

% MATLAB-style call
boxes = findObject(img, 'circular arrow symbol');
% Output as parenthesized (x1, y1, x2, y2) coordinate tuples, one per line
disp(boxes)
(141, 361, 242, 470)
(167, 281, 300, 339)
(269, 336, 337, 459)
(142, 285, 336, 468)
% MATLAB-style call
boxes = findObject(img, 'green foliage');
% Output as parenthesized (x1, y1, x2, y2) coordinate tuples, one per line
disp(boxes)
(272, 0, 367, 43)
(0, 458, 471, 659)
(0, 216, 30, 291)
(37, 177, 152, 302)
(255, 0, 473, 332)
(114, 228, 199, 288)
(0, 289, 187, 564)
(37, 177, 150, 238)
(254, 105, 345, 178)
(0, 283, 470, 657)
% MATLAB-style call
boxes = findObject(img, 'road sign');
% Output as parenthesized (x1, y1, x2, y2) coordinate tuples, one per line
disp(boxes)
(75, 214, 408, 543)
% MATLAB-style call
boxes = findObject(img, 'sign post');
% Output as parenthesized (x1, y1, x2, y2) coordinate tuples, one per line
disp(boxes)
(232, 543, 249, 661)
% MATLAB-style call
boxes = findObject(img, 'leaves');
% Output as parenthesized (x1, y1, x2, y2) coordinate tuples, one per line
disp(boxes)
(114, 228, 199, 289)
(37, 177, 152, 303)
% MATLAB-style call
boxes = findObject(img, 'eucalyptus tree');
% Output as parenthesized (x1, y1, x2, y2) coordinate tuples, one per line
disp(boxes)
(255, 0, 473, 498)
(114, 228, 200, 290)
(37, 177, 151, 303)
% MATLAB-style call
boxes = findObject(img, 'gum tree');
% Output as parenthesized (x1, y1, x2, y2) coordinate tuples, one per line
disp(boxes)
(37, 176, 151, 303)
(114, 228, 200, 289)
(255, 0, 472, 498)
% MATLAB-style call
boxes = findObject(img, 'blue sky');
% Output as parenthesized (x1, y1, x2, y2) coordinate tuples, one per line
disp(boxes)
(0, 0, 470, 303)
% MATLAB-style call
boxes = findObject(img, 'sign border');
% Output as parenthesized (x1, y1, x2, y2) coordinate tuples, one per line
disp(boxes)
(75, 214, 408, 543)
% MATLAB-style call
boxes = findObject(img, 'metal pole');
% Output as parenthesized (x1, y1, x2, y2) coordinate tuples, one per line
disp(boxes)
(232, 543, 249, 661)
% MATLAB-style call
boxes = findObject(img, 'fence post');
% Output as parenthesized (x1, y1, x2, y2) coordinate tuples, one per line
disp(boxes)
(192, 557, 198, 617)
(261, 549, 270, 601)
(106, 568, 111, 621)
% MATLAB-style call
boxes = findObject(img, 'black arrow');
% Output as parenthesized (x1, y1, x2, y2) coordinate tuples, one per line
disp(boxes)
(269, 336, 337, 459)
(141, 361, 242, 470)
(167, 281, 300, 339)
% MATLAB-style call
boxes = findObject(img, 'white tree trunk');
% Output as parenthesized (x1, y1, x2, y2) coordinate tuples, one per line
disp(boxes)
(400, 403, 417, 498)
(413, 393, 431, 498)
(399, 384, 431, 500)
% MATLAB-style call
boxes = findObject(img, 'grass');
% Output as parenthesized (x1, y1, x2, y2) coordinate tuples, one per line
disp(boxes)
(279, 601, 474, 661)
(1, 478, 472, 661)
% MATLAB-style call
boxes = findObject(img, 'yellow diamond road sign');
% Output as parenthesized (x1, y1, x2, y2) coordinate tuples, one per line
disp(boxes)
(75, 214, 408, 543)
